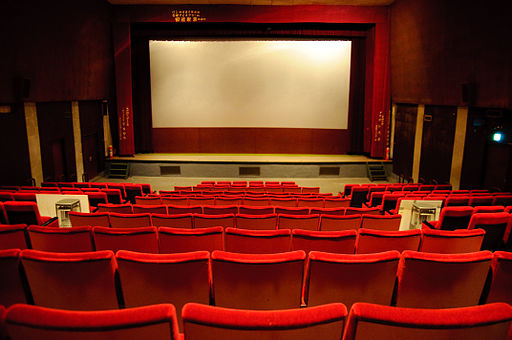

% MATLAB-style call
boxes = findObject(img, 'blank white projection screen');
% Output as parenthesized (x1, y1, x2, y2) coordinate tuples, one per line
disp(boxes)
(149, 40, 351, 129)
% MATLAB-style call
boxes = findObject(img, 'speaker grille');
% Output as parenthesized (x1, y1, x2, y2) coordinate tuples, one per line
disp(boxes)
(239, 167, 260, 176)
(319, 167, 340, 176)
(160, 166, 181, 176)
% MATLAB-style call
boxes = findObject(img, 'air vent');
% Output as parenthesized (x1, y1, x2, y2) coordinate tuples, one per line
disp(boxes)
(160, 166, 181, 176)
(319, 167, 340, 176)
(239, 167, 260, 176)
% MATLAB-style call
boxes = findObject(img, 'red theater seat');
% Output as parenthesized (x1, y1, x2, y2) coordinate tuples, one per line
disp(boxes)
(69, 212, 110, 228)
(359, 214, 402, 231)
(427, 206, 474, 230)
(238, 205, 274, 215)
(203, 205, 238, 215)
(182, 302, 347, 340)
(116, 250, 210, 331)
(96, 203, 133, 214)
(86, 191, 108, 207)
(419, 228, 485, 253)
(278, 214, 319, 231)
(324, 197, 351, 208)
(342, 302, 512, 340)
(0, 249, 28, 307)
(193, 214, 235, 229)
(275, 207, 309, 216)
(269, 197, 297, 207)
(345, 207, 380, 216)
(311, 207, 346, 216)
(211, 250, 305, 309)
(319, 215, 361, 231)
(167, 205, 202, 215)
(4, 202, 52, 226)
(242, 197, 270, 206)
(93, 226, 158, 253)
(20, 249, 119, 310)
(292, 229, 356, 254)
(0, 225, 29, 250)
(224, 227, 291, 254)
(27, 226, 93, 253)
(236, 213, 277, 230)
(484, 251, 512, 305)
(109, 212, 152, 228)
(356, 228, 421, 254)
(5, 303, 180, 340)
(133, 204, 167, 215)
(297, 197, 324, 208)
(124, 184, 144, 204)
(305, 250, 400, 309)
(467, 212, 511, 250)
(395, 250, 492, 308)
(161, 196, 189, 206)
(151, 213, 193, 229)
(134, 196, 162, 205)
(158, 226, 223, 253)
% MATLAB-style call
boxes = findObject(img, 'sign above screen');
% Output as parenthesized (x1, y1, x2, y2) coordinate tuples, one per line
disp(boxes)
(150, 40, 351, 129)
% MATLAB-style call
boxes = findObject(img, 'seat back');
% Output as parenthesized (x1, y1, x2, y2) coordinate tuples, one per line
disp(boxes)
(93, 226, 158, 253)
(224, 227, 291, 254)
(0, 225, 29, 250)
(20, 249, 119, 310)
(0, 249, 28, 306)
(323, 197, 350, 208)
(349, 187, 369, 208)
(292, 229, 356, 254)
(132, 204, 167, 215)
(436, 206, 474, 230)
(484, 251, 512, 304)
(395, 250, 492, 308)
(278, 214, 319, 231)
(158, 226, 223, 253)
(319, 214, 360, 231)
(193, 214, 235, 229)
(96, 203, 133, 214)
(124, 184, 143, 204)
(101, 188, 123, 204)
(135, 196, 162, 205)
(236, 213, 277, 230)
(238, 206, 274, 215)
(27, 226, 93, 253)
(311, 207, 346, 216)
(345, 207, 380, 216)
(419, 228, 485, 253)
(211, 250, 305, 309)
(69, 212, 110, 228)
(182, 302, 346, 340)
(4, 202, 43, 226)
(161, 196, 189, 206)
(116, 250, 210, 331)
(467, 212, 510, 250)
(203, 205, 238, 215)
(360, 214, 402, 231)
(109, 212, 152, 228)
(342, 302, 512, 340)
(356, 228, 421, 254)
(167, 205, 202, 215)
(269, 198, 297, 207)
(151, 213, 193, 229)
(5, 303, 180, 340)
(305, 251, 400, 309)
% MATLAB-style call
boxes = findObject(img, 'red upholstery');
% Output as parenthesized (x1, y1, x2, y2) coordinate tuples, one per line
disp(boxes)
(4, 202, 49, 226)
(161, 197, 189, 206)
(236, 213, 277, 230)
(5, 303, 180, 340)
(69, 212, 110, 228)
(211, 250, 305, 309)
(343, 302, 512, 340)
(132, 204, 167, 214)
(473, 205, 505, 214)
(167, 205, 202, 215)
(278, 214, 319, 231)
(469, 195, 494, 207)
(188, 197, 215, 206)
(310, 207, 346, 216)
(183, 302, 346, 340)
(135, 196, 162, 205)
(27, 226, 93, 253)
(484, 251, 512, 304)
(242, 197, 270, 206)
(0, 192, 14, 203)
(0, 225, 28, 250)
(275, 207, 310, 216)
(345, 207, 380, 216)
(305, 250, 400, 309)
(93, 226, 158, 253)
(0, 249, 28, 306)
(349, 186, 370, 208)
(367, 191, 390, 207)
(152, 213, 193, 229)
(12, 193, 37, 202)
(319, 215, 360, 231)
(269, 197, 297, 207)
(109, 212, 152, 228)
(343, 184, 359, 197)
(101, 188, 124, 204)
(238, 205, 274, 215)
(203, 205, 238, 215)
(124, 184, 144, 204)
(297, 197, 324, 208)
(323, 197, 350, 208)
(431, 206, 474, 230)
(214, 197, 242, 206)
(86, 192, 108, 207)
(359, 214, 402, 231)
(395, 250, 492, 308)
(20, 249, 119, 310)
(378, 194, 405, 213)
(96, 203, 133, 214)
(445, 196, 470, 206)
(356, 228, 421, 254)
(292, 229, 357, 254)
(419, 228, 485, 253)
(116, 250, 210, 331)
(158, 226, 223, 253)
(193, 214, 235, 229)
(107, 183, 127, 198)
(224, 227, 291, 254)
(493, 194, 512, 206)
(302, 187, 320, 194)
(467, 212, 511, 250)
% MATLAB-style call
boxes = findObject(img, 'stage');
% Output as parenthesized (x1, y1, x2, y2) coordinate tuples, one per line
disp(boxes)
(107, 153, 393, 179)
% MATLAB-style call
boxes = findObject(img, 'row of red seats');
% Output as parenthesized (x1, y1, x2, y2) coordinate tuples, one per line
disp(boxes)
(1, 249, 511, 330)
(0, 224, 490, 255)
(3, 301, 511, 340)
